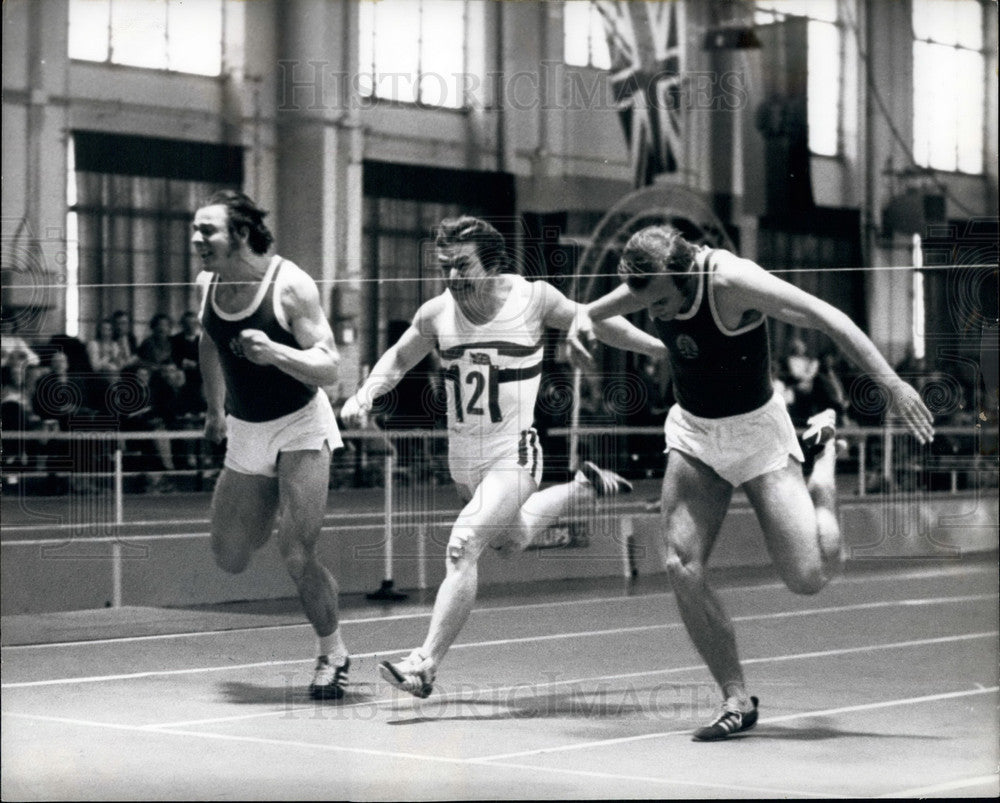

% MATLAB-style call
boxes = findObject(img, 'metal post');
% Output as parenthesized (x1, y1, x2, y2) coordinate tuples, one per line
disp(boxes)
(366, 440, 406, 601)
(569, 368, 582, 470)
(112, 444, 123, 608)
(857, 438, 867, 497)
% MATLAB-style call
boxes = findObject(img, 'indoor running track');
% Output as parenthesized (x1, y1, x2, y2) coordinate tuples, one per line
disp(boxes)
(2, 557, 998, 800)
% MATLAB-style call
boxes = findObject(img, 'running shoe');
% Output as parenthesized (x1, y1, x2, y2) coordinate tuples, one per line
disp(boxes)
(800, 409, 837, 458)
(378, 651, 435, 699)
(693, 696, 759, 741)
(579, 461, 633, 498)
(309, 655, 350, 700)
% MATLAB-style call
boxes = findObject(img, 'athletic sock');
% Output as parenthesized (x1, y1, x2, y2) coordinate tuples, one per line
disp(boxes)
(319, 629, 349, 666)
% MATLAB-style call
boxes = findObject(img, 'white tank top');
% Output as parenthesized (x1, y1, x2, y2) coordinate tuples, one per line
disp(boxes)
(435, 275, 546, 441)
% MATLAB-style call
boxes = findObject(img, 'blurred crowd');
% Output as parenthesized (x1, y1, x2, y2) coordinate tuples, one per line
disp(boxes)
(2, 310, 208, 493)
(1, 318, 993, 495)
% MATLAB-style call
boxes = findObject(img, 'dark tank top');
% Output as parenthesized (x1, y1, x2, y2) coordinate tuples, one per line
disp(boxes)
(201, 258, 317, 422)
(653, 250, 773, 418)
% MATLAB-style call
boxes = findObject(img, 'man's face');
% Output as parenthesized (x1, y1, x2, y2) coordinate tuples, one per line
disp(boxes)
(191, 204, 238, 270)
(628, 274, 690, 321)
(437, 243, 490, 299)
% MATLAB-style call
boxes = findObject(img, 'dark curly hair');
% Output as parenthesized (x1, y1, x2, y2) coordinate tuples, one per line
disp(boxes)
(435, 216, 512, 274)
(204, 190, 275, 255)
(618, 225, 699, 293)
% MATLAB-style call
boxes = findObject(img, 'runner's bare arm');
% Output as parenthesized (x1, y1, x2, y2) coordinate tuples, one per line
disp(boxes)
(720, 256, 935, 444)
(344, 297, 440, 421)
(199, 329, 227, 443)
(235, 265, 339, 387)
(541, 283, 667, 361)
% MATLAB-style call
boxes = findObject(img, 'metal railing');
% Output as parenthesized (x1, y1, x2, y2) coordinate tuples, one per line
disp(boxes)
(1, 424, 995, 608)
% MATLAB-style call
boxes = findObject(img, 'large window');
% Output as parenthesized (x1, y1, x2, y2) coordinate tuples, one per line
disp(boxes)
(67, 132, 242, 337)
(564, 1, 612, 69)
(358, 0, 469, 108)
(68, 0, 223, 76)
(912, 0, 984, 174)
(754, 0, 841, 157)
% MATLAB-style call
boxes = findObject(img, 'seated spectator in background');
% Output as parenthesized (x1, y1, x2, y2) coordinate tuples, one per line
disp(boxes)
(157, 363, 206, 469)
(815, 351, 853, 426)
(31, 350, 109, 491)
(31, 351, 100, 428)
(86, 318, 130, 377)
(2, 360, 45, 482)
(112, 309, 139, 358)
(44, 334, 93, 375)
(784, 337, 819, 393)
(117, 364, 174, 489)
(1, 315, 41, 368)
(137, 313, 176, 373)
(170, 310, 204, 406)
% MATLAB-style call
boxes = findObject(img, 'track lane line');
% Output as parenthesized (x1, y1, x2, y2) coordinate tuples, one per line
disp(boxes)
(4, 564, 994, 650)
(2, 596, 995, 688)
(474, 685, 999, 763)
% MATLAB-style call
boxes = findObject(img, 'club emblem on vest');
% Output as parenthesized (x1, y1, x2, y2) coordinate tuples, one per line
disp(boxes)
(675, 334, 699, 359)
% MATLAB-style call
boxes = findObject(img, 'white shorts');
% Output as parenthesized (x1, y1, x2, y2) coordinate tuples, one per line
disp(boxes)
(448, 428, 543, 499)
(664, 390, 804, 487)
(224, 391, 343, 477)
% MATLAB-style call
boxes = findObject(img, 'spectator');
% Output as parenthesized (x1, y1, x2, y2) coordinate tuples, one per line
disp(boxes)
(137, 313, 176, 373)
(111, 309, 139, 364)
(815, 351, 853, 425)
(1, 315, 41, 368)
(86, 318, 129, 377)
(117, 364, 174, 490)
(31, 350, 107, 492)
(1, 360, 45, 484)
(44, 334, 92, 375)
(784, 336, 819, 390)
(170, 310, 204, 407)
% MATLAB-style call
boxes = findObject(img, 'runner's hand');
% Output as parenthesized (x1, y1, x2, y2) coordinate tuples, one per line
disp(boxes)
(340, 393, 369, 429)
(204, 410, 227, 444)
(565, 309, 597, 372)
(888, 379, 935, 444)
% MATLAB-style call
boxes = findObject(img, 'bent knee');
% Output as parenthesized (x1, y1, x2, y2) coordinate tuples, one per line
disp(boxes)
(664, 548, 705, 586)
(784, 566, 828, 595)
(212, 542, 250, 574)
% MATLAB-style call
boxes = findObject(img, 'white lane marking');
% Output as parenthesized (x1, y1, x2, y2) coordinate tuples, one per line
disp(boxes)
(4, 563, 995, 650)
(475, 685, 1000, 762)
(2, 591, 995, 688)
(4, 687, 996, 800)
(879, 774, 1000, 798)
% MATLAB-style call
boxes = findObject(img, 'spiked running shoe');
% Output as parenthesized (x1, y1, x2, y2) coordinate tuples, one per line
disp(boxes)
(693, 696, 759, 741)
(801, 409, 837, 457)
(378, 652, 436, 699)
(309, 655, 350, 700)
(579, 461, 633, 499)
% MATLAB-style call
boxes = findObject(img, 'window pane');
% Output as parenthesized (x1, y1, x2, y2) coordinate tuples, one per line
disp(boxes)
(913, 0, 982, 48)
(914, 40, 984, 173)
(69, 0, 111, 62)
(373, 0, 421, 103)
(420, 1, 465, 107)
(111, 0, 168, 70)
(167, 0, 222, 76)
(358, 1, 376, 95)
(807, 20, 839, 156)
(953, 47, 984, 173)
(564, 1, 610, 68)
(564, 1, 592, 67)
(588, 1, 611, 70)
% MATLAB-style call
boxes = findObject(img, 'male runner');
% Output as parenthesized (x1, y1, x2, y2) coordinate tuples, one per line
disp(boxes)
(577, 225, 935, 739)
(194, 190, 350, 700)
(341, 216, 665, 698)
